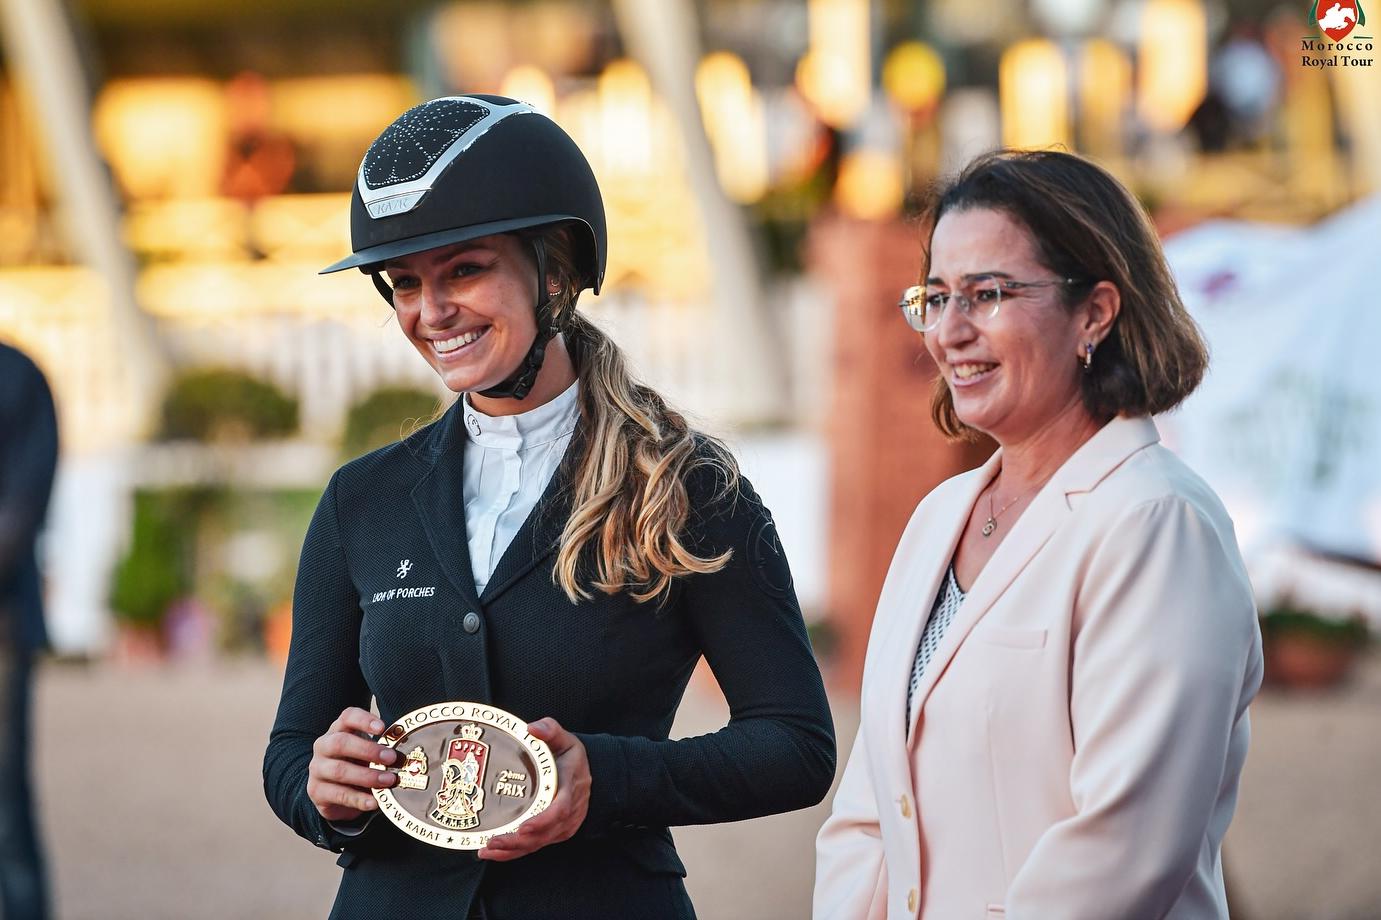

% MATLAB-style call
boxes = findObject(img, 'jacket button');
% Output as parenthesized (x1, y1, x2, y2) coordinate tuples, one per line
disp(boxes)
(462, 611, 481, 634)
(907, 888, 917, 913)
(899, 793, 912, 818)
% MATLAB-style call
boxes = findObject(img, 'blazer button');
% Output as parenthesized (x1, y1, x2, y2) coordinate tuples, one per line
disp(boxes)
(899, 793, 912, 818)
(907, 888, 918, 913)
(462, 611, 481, 634)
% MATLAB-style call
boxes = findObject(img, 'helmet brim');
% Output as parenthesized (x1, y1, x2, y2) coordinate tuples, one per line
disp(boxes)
(320, 213, 603, 294)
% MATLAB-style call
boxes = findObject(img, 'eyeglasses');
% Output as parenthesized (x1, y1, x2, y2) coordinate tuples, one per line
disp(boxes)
(898, 275, 1084, 333)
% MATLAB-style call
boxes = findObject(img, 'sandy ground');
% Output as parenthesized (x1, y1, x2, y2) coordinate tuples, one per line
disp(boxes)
(29, 651, 1381, 920)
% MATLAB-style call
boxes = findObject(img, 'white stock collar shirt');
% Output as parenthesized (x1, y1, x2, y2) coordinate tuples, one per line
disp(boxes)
(460, 380, 580, 594)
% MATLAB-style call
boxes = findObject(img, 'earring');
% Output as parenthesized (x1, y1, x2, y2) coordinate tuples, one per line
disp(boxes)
(1082, 342, 1095, 372)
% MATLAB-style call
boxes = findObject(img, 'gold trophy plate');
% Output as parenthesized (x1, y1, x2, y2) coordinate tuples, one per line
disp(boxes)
(369, 701, 557, 850)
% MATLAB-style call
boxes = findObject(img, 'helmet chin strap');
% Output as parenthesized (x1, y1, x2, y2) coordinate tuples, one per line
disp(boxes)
(367, 237, 563, 402)
(476, 236, 558, 401)
(370, 270, 395, 305)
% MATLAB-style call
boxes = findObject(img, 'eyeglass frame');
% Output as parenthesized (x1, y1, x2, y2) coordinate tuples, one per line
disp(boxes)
(898, 275, 1086, 333)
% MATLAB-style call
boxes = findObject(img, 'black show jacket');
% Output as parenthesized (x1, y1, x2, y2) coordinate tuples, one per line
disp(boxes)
(263, 401, 836, 919)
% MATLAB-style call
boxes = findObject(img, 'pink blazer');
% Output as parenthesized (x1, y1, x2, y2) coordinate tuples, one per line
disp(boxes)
(815, 416, 1263, 920)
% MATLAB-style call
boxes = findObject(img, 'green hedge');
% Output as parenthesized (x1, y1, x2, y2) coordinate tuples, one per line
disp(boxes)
(159, 369, 298, 441)
(1261, 607, 1370, 647)
(341, 386, 441, 457)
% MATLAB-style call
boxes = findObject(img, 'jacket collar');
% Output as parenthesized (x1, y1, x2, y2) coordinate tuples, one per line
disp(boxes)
(898, 414, 1161, 743)
(1050, 414, 1160, 500)
(403, 396, 461, 466)
(410, 400, 482, 611)
(408, 399, 583, 610)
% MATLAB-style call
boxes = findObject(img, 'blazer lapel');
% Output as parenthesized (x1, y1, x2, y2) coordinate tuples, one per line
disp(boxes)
(411, 402, 485, 614)
(904, 478, 1068, 740)
(866, 459, 996, 749)
(903, 415, 1164, 744)
(477, 423, 585, 605)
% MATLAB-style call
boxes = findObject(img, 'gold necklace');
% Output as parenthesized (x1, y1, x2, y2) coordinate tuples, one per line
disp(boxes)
(981, 483, 1023, 537)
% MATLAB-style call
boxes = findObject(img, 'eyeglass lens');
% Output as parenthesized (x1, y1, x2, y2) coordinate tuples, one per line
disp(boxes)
(919, 275, 1003, 330)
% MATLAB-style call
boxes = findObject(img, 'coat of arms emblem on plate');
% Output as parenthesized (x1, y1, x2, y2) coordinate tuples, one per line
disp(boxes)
(429, 724, 489, 829)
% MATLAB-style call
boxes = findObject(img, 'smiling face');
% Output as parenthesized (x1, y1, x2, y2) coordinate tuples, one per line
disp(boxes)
(384, 234, 542, 395)
(924, 207, 1092, 445)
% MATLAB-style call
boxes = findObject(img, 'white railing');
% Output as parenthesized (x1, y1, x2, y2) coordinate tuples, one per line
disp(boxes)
(1, 263, 831, 451)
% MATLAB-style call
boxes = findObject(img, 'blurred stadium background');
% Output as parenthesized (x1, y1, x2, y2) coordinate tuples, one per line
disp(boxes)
(1, 0, 1378, 917)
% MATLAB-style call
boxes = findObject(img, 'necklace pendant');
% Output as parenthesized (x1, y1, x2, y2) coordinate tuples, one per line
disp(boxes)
(982, 517, 996, 537)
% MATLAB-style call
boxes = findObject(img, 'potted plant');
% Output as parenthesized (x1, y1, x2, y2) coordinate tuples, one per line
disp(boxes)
(1260, 604, 1370, 689)
(108, 493, 187, 662)
(108, 488, 216, 662)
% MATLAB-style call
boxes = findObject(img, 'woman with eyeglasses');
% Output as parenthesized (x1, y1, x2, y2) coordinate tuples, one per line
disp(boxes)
(813, 150, 1262, 920)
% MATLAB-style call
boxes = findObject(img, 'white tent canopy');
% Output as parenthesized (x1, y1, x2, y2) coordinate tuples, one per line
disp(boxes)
(1160, 195, 1381, 623)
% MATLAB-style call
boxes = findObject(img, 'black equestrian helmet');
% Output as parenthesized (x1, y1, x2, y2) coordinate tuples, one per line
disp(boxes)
(320, 94, 607, 295)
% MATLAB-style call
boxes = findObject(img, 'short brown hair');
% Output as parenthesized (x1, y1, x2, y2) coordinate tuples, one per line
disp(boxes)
(921, 150, 1208, 440)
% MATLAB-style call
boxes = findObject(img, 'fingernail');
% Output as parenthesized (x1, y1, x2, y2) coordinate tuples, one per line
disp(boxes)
(381, 749, 397, 764)
(371, 720, 385, 733)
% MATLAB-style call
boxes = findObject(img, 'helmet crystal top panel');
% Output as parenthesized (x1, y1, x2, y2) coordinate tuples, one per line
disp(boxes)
(362, 99, 488, 190)
(356, 97, 538, 220)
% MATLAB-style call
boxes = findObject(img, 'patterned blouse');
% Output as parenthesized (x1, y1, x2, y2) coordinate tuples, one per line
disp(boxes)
(906, 565, 966, 726)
